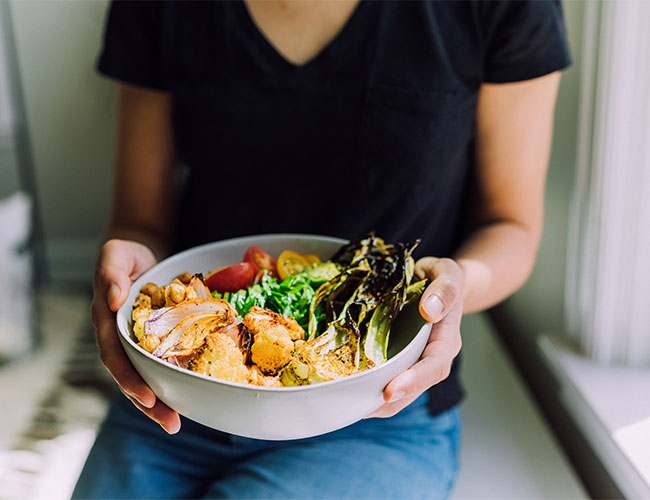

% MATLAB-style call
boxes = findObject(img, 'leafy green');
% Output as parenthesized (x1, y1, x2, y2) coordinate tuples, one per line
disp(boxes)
(404, 279, 427, 306)
(212, 266, 339, 331)
(361, 279, 427, 366)
(363, 302, 393, 365)
(323, 233, 423, 367)
(302, 262, 340, 285)
(307, 273, 348, 340)
(212, 236, 426, 380)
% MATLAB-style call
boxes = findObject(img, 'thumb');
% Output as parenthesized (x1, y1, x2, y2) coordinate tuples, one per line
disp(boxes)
(415, 257, 463, 323)
(95, 240, 157, 312)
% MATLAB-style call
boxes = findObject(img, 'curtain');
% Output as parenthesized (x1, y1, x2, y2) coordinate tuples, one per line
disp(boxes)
(567, 0, 650, 366)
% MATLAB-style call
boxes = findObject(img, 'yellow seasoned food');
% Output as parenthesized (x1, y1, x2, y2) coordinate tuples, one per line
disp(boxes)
(186, 333, 249, 384)
(247, 365, 282, 387)
(243, 306, 304, 375)
(132, 274, 377, 387)
(250, 330, 293, 376)
(280, 328, 360, 386)
(132, 302, 152, 341)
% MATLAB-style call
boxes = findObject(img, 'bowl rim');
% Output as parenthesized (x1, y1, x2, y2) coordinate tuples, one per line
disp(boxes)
(116, 233, 431, 393)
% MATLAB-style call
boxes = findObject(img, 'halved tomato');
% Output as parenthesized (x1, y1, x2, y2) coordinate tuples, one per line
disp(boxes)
(205, 262, 256, 293)
(243, 246, 278, 278)
(277, 250, 309, 280)
(302, 254, 321, 265)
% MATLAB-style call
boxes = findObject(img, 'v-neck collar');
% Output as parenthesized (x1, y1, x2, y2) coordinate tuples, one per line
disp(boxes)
(236, 0, 367, 72)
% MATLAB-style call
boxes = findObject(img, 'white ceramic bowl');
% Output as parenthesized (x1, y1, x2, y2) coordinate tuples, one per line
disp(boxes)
(117, 234, 430, 440)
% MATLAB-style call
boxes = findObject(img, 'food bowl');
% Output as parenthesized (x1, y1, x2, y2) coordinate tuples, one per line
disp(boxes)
(116, 234, 430, 440)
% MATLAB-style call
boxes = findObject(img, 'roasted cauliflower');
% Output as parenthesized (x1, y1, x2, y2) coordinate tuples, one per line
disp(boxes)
(244, 306, 304, 375)
(187, 332, 249, 384)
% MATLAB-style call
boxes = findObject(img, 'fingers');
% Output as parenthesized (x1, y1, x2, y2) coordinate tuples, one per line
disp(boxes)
(370, 296, 464, 419)
(122, 390, 181, 434)
(92, 295, 157, 409)
(385, 329, 461, 400)
(416, 257, 464, 323)
(92, 239, 159, 414)
(95, 239, 157, 312)
(366, 392, 421, 419)
(368, 258, 464, 419)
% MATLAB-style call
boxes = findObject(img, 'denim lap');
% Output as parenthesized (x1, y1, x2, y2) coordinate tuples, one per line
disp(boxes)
(73, 389, 461, 500)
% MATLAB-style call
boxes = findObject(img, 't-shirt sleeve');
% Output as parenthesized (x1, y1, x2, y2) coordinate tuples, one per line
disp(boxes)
(481, 0, 572, 83)
(96, 0, 168, 90)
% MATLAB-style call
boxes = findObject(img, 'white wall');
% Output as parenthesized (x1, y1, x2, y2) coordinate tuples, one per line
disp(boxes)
(0, 5, 13, 141)
(0, 2, 20, 198)
(9, 0, 115, 284)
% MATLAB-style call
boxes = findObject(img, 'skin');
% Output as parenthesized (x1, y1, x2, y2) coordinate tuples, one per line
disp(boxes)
(369, 73, 561, 417)
(244, 0, 361, 65)
(92, 2, 562, 432)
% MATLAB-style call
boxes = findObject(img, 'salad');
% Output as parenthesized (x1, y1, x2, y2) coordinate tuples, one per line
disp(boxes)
(130, 234, 426, 387)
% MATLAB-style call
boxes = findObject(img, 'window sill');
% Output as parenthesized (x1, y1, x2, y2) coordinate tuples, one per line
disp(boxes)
(538, 335, 650, 499)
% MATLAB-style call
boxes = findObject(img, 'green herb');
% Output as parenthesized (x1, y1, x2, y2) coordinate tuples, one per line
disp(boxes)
(223, 267, 339, 331)
(213, 236, 426, 380)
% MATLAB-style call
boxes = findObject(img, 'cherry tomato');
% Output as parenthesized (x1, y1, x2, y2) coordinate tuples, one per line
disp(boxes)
(205, 262, 256, 293)
(302, 254, 322, 265)
(243, 246, 278, 278)
(277, 250, 309, 280)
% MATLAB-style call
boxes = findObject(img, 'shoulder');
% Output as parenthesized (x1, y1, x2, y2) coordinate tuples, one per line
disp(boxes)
(97, 0, 232, 90)
(399, 0, 571, 84)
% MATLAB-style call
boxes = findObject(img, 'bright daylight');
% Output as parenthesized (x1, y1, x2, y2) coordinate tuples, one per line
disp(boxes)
(0, 1, 649, 499)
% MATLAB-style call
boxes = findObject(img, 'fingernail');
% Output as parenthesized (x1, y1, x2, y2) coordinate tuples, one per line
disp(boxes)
(423, 295, 444, 321)
(108, 283, 121, 305)
(388, 391, 406, 403)
(127, 391, 147, 408)
(162, 420, 180, 435)
(136, 394, 153, 408)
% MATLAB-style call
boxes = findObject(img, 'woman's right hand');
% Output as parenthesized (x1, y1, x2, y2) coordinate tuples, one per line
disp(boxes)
(92, 239, 181, 433)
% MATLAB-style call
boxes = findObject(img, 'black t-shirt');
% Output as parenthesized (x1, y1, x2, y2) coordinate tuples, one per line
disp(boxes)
(98, 0, 571, 416)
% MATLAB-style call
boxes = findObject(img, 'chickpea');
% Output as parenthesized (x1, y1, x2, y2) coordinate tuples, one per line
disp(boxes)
(133, 316, 147, 341)
(169, 282, 186, 303)
(151, 286, 166, 308)
(140, 282, 158, 297)
(133, 293, 152, 309)
(142, 334, 160, 353)
(176, 272, 192, 284)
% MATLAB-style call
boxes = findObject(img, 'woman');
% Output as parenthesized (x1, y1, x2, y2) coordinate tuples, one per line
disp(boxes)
(75, 1, 570, 498)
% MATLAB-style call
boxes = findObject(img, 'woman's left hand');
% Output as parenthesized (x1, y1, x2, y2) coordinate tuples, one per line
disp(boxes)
(367, 257, 464, 418)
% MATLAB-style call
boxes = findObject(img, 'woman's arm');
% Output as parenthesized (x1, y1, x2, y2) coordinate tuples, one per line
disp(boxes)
(454, 71, 562, 312)
(92, 83, 182, 433)
(107, 83, 179, 258)
(370, 71, 562, 417)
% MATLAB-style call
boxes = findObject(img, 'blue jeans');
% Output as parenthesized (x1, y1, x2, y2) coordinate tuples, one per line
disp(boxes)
(73, 390, 461, 499)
